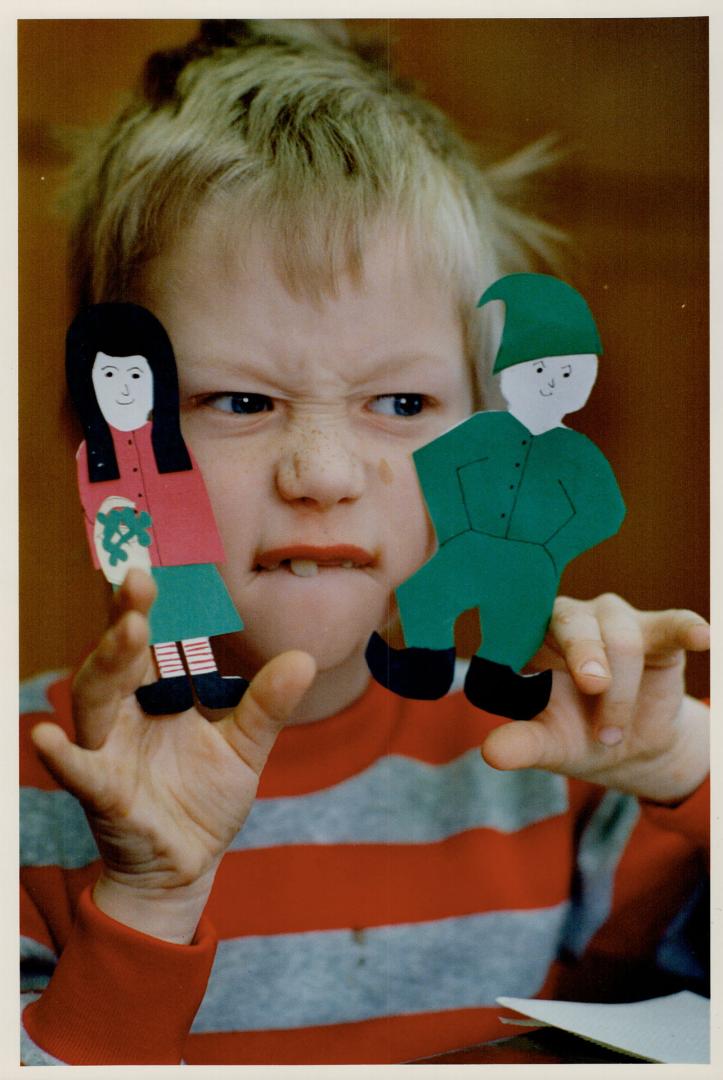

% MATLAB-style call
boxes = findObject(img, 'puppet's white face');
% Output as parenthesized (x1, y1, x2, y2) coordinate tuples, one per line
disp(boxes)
(91, 352, 154, 431)
(499, 353, 598, 434)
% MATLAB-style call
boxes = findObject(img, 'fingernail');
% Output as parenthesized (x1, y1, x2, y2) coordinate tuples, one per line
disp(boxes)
(580, 660, 608, 678)
(598, 726, 623, 746)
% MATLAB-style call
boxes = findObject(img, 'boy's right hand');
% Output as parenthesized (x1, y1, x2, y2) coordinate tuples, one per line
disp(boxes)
(30, 569, 316, 945)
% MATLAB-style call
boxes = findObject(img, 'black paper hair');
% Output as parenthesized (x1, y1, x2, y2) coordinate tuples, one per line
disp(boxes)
(66, 302, 193, 483)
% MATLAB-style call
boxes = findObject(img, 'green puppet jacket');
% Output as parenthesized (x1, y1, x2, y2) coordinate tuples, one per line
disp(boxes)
(413, 411, 625, 576)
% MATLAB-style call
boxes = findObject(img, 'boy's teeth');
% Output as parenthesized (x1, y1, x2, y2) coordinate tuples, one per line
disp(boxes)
(289, 559, 319, 577)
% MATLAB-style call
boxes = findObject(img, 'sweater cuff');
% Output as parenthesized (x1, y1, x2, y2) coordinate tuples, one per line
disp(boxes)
(640, 774, 709, 849)
(22, 884, 216, 1064)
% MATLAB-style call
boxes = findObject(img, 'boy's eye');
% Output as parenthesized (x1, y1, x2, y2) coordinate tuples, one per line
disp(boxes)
(206, 393, 274, 415)
(369, 394, 426, 418)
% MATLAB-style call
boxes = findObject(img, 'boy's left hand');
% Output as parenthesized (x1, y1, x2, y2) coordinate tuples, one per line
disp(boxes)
(481, 593, 710, 804)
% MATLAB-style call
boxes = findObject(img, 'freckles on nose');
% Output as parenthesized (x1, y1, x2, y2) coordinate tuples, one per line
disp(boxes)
(276, 424, 365, 503)
(378, 458, 394, 484)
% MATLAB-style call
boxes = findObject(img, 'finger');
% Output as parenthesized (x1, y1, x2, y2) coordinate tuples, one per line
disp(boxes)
(482, 718, 559, 772)
(72, 609, 151, 749)
(547, 596, 612, 694)
(111, 568, 157, 621)
(640, 609, 710, 664)
(31, 722, 104, 806)
(590, 594, 645, 746)
(218, 651, 317, 774)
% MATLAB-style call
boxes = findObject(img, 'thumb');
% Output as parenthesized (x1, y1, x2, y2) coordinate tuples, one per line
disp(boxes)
(481, 720, 551, 772)
(218, 651, 317, 774)
(31, 722, 102, 805)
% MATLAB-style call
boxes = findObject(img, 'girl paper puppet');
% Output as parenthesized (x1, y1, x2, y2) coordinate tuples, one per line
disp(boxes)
(366, 274, 626, 721)
(66, 302, 246, 716)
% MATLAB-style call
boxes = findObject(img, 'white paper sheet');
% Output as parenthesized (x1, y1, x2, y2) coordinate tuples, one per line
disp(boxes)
(496, 990, 709, 1064)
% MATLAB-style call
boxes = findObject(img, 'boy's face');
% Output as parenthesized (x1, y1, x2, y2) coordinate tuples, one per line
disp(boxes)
(140, 208, 474, 679)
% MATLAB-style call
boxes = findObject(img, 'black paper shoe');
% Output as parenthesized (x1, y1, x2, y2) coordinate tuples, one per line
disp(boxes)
(463, 656, 552, 721)
(191, 671, 248, 710)
(135, 676, 194, 716)
(365, 631, 456, 700)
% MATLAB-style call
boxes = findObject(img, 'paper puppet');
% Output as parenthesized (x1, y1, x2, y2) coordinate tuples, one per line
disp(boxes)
(366, 273, 626, 720)
(66, 302, 246, 715)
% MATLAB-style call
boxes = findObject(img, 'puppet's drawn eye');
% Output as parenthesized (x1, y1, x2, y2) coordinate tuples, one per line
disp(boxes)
(207, 393, 274, 415)
(535, 365, 545, 374)
(104, 370, 115, 378)
(562, 366, 572, 378)
(369, 394, 426, 417)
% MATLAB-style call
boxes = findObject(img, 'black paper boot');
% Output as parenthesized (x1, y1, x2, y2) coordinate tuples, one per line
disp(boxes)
(365, 631, 456, 700)
(191, 671, 248, 710)
(463, 656, 552, 720)
(135, 675, 194, 716)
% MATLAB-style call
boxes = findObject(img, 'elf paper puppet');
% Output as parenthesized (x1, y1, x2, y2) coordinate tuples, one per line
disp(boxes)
(66, 302, 246, 715)
(366, 273, 626, 720)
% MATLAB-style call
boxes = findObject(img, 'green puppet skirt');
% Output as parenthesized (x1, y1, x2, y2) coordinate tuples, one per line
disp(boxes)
(145, 564, 243, 644)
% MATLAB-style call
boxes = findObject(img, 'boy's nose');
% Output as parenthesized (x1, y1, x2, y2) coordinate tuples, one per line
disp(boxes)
(275, 424, 365, 509)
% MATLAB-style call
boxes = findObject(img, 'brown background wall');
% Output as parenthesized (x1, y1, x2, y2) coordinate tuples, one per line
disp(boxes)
(19, 19, 709, 695)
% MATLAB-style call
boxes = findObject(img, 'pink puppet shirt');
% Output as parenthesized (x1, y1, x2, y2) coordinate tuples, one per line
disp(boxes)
(77, 422, 225, 570)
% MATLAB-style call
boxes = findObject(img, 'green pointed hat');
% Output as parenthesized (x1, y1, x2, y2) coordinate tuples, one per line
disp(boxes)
(478, 273, 602, 374)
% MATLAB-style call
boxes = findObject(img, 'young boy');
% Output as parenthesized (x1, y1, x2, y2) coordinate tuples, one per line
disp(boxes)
(20, 21, 710, 1065)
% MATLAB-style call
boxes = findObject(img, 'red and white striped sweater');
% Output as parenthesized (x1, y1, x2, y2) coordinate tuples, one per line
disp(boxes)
(20, 670, 709, 1065)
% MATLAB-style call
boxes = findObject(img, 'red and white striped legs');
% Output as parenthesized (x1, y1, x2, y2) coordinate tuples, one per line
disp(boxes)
(152, 641, 185, 679)
(180, 637, 218, 676)
(136, 638, 247, 715)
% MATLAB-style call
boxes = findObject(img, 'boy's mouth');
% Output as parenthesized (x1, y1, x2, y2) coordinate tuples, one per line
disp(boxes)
(254, 545, 375, 578)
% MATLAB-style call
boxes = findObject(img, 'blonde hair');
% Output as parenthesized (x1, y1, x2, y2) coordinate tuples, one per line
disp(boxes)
(65, 20, 561, 404)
